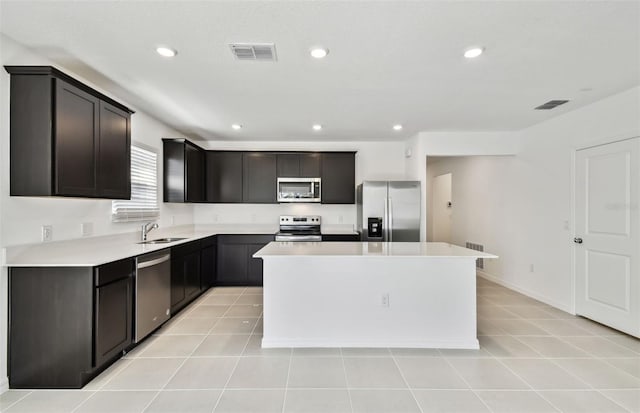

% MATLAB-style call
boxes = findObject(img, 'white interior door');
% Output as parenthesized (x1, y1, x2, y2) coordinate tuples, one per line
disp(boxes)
(432, 173, 452, 243)
(575, 137, 640, 337)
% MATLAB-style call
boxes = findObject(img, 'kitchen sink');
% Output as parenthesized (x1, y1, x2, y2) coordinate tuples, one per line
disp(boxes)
(138, 237, 187, 244)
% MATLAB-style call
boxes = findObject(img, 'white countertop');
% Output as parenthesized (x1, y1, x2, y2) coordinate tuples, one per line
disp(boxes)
(254, 241, 498, 258)
(4, 224, 278, 267)
(4, 224, 363, 267)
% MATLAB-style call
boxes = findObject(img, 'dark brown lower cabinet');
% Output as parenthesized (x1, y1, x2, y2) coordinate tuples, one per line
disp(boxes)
(171, 240, 203, 314)
(9, 258, 134, 389)
(216, 234, 274, 286)
(94, 260, 133, 368)
(321, 233, 361, 241)
(200, 236, 217, 290)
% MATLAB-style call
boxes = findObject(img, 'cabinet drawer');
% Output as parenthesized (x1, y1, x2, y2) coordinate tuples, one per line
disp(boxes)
(217, 234, 275, 244)
(171, 240, 201, 256)
(95, 258, 134, 287)
(321, 234, 361, 242)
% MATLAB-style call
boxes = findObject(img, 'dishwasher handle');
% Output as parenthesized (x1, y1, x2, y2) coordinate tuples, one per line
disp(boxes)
(137, 254, 170, 269)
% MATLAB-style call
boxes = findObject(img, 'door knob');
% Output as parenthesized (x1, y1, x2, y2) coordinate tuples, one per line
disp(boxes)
(574, 237, 583, 244)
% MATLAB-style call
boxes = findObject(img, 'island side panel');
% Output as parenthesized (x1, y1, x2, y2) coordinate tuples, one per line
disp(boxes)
(261, 256, 478, 349)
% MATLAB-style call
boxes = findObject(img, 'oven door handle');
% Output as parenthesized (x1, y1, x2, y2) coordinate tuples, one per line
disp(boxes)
(275, 235, 322, 242)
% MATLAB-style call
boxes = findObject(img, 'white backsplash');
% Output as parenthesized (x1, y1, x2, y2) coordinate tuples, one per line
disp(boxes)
(194, 203, 357, 229)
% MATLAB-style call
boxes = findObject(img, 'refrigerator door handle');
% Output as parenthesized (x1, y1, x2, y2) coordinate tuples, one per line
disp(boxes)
(388, 196, 393, 242)
(383, 196, 389, 241)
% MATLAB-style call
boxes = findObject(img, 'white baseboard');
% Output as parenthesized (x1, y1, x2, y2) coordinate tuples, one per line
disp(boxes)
(0, 376, 8, 394)
(477, 270, 574, 314)
(262, 338, 480, 350)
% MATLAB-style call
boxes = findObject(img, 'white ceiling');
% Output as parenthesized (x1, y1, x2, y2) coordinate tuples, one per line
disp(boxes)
(1, 1, 638, 142)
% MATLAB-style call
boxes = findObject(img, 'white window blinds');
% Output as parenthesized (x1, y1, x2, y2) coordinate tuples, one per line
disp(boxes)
(112, 145, 159, 222)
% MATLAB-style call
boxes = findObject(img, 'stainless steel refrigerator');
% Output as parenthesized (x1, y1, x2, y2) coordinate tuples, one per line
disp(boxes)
(357, 181, 421, 241)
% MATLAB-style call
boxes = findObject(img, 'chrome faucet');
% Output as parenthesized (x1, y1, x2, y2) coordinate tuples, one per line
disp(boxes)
(141, 222, 159, 241)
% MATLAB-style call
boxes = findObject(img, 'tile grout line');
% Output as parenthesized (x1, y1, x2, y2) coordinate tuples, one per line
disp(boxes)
(490, 352, 564, 412)
(211, 287, 261, 413)
(280, 341, 293, 413)
(543, 357, 634, 413)
(139, 324, 213, 412)
(389, 351, 425, 413)
(68, 389, 101, 413)
(437, 351, 496, 413)
(483, 277, 636, 413)
(1, 390, 33, 412)
(143, 287, 245, 412)
(338, 347, 355, 413)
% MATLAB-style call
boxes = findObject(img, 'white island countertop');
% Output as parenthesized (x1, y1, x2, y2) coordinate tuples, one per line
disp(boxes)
(255, 241, 498, 259)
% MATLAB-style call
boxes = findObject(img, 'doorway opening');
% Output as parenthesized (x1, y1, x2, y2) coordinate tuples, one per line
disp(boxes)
(430, 172, 452, 243)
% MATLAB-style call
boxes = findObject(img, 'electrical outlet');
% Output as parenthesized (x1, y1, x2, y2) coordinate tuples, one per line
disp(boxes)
(381, 293, 390, 307)
(81, 222, 93, 237)
(42, 225, 53, 242)
(530, 264, 535, 273)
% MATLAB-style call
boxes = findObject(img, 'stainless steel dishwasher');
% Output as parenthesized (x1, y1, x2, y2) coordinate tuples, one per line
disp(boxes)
(135, 250, 171, 342)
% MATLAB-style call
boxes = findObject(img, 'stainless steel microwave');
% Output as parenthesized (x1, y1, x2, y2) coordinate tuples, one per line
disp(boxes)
(277, 177, 321, 203)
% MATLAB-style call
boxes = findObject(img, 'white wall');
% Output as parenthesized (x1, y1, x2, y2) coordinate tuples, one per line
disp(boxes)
(405, 132, 521, 240)
(424, 86, 640, 312)
(193, 140, 407, 227)
(0, 34, 195, 391)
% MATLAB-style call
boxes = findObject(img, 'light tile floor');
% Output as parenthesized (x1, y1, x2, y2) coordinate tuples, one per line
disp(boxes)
(2, 278, 640, 412)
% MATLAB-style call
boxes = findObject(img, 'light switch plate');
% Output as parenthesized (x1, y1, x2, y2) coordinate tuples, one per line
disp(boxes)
(81, 222, 93, 237)
(42, 225, 53, 242)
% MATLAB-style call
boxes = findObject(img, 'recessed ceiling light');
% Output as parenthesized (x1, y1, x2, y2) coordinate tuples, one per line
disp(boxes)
(310, 47, 329, 59)
(393, 124, 403, 131)
(231, 124, 242, 130)
(463, 47, 484, 59)
(156, 46, 177, 57)
(312, 124, 322, 131)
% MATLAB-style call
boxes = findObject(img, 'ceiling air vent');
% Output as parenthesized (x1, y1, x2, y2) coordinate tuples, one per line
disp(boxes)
(535, 100, 570, 110)
(229, 43, 277, 61)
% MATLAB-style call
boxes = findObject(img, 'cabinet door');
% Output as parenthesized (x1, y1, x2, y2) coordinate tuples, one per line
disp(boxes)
(171, 254, 186, 310)
(216, 243, 248, 285)
(95, 276, 132, 368)
(200, 243, 216, 290)
(185, 144, 205, 202)
(247, 244, 266, 286)
(55, 79, 99, 197)
(97, 101, 130, 199)
(277, 154, 300, 177)
(184, 249, 201, 301)
(243, 153, 277, 203)
(299, 153, 321, 177)
(321, 153, 355, 204)
(206, 152, 243, 203)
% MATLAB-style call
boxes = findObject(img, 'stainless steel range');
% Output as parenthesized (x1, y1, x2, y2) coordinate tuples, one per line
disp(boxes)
(275, 215, 322, 242)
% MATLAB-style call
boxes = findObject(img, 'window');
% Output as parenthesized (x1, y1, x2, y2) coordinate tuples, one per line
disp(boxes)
(112, 144, 159, 222)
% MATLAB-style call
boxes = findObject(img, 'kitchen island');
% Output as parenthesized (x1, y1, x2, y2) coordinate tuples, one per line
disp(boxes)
(254, 242, 497, 349)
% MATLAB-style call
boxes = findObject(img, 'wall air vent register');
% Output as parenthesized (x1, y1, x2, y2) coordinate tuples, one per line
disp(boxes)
(229, 43, 277, 61)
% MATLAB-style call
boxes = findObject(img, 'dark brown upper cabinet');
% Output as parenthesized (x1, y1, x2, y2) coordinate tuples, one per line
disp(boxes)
(163, 139, 205, 203)
(5, 66, 133, 199)
(276, 153, 321, 178)
(206, 151, 243, 203)
(243, 152, 277, 203)
(321, 152, 356, 204)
